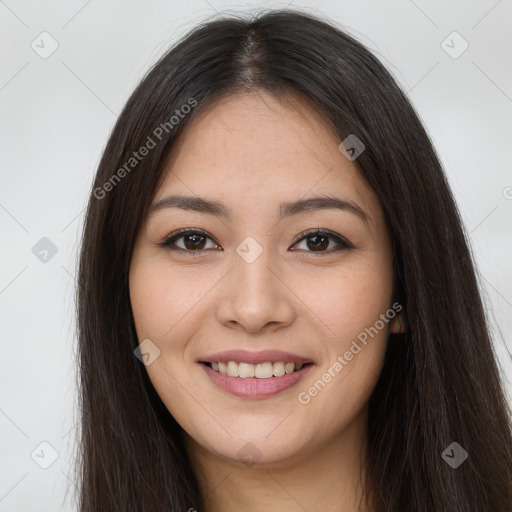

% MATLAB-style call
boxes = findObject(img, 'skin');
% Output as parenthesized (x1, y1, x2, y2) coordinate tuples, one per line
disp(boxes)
(129, 90, 402, 512)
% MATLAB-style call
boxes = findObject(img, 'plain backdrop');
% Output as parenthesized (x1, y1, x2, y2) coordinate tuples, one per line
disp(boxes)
(1, 0, 511, 510)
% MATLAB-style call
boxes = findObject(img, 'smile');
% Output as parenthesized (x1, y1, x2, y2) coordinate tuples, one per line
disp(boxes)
(206, 361, 306, 378)
(200, 361, 314, 399)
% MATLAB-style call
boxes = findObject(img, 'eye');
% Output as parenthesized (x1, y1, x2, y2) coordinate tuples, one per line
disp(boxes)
(158, 228, 221, 254)
(159, 227, 353, 256)
(290, 228, 353, 254)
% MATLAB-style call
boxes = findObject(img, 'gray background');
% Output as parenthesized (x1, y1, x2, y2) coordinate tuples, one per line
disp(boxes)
(1, 0, 511, 510)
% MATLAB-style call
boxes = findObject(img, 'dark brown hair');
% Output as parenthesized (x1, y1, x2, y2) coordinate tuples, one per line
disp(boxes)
(74, 8, 512, 511)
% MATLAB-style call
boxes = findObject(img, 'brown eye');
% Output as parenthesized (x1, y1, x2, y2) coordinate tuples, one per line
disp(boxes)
(182, 233, 207, 250)
(158, 228, 220, 253)
(158, 227, 352, 255)
(291, 229, 352, 253)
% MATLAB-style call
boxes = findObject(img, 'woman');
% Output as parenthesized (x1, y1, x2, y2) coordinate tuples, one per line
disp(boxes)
(75, 9, 512, 512)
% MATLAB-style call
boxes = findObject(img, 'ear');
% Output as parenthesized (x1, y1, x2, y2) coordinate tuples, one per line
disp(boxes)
(389, 312, 405, 334)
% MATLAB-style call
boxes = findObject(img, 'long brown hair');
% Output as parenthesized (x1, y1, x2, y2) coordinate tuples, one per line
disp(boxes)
(74, 9, 512, 511)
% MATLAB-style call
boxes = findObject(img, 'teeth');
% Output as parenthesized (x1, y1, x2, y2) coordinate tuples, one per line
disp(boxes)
(272, 361, 285, 377)
(255, 362, 273, 378)
(238, 362, 255, 378)
(208, 361, 306, 378)
(227, 361, 239, 377)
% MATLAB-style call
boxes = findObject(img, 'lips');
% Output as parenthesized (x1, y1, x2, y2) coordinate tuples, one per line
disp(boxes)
(197, 349, 315, 399)
(198, 349, 313, 366)
(200, 361, 313, 399)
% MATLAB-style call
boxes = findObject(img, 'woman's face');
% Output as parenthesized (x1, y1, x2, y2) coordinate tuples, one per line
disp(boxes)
(129, 91, 395, 466)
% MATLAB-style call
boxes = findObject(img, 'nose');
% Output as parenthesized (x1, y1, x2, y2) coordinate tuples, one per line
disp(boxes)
(215, 243, 296, 334)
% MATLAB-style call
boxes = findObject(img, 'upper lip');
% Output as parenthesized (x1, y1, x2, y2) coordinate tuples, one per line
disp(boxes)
(198, 349, 313, 365)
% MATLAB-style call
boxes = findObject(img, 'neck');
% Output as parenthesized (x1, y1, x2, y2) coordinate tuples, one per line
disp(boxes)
(183, 406, 374, 512)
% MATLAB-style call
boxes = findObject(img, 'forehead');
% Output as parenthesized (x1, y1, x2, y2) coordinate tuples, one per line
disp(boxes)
(153, 91, 381, 231)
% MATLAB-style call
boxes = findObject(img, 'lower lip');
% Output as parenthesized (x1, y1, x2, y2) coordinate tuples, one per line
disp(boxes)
(200, 363, 313, 399)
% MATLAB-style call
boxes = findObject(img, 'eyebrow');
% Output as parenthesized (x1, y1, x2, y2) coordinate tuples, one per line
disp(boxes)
(150, 194, 369, 225)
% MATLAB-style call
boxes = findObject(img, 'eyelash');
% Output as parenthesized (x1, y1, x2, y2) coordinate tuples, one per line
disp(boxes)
(157, 228, 353, 256)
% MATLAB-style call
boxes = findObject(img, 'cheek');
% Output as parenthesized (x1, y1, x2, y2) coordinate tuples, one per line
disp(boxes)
(129, 257, 208, 342)
(295, 258, 394, 345)
(293, 257, 392, 403)
(295, 290, 390, 437)
(129, 258, 207, 422)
